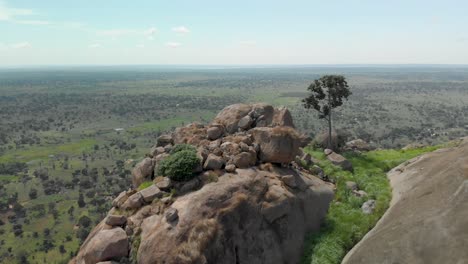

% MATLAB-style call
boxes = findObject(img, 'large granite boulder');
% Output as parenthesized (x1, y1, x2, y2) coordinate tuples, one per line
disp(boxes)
(74, 227, 129, 264)
(251, 126, 303, 164)
(212, 104, 253, 133)
(137, 167, 333, 264)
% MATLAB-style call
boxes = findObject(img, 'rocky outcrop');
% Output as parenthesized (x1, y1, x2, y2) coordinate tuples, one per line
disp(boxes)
(137, 167, 333, 264)
(342, 137, 468, 264)
(73, 103, 333, 264)
(129, 103, 309, 186)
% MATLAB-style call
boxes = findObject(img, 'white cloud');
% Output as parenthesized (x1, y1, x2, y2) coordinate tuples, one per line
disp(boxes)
(11, 42, 31, 49)
(0, 1, 33, 21)
(136, 44, 145, 48)
(144, 27, 157, 40)
(239, 40, 257, 46)
(88, 43, 101, 48)
(166, 42, 181, 48)
(172, 26, 190, 34)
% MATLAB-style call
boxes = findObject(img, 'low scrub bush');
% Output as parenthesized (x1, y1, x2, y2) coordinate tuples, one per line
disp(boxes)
(158, 145, 200, 181)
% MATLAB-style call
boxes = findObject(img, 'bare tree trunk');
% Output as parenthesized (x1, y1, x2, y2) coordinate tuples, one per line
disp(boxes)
(328, 109, 332, 150)
(327, 93, 332, 150)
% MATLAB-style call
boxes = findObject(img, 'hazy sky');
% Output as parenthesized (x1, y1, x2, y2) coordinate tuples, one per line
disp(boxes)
(1, 0, 467, 66)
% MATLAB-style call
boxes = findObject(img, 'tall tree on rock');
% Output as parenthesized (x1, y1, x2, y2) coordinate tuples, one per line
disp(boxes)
(303, 75, 351, 149)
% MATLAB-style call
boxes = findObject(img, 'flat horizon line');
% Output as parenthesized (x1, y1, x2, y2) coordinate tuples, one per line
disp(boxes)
(1, 63, 468, 70)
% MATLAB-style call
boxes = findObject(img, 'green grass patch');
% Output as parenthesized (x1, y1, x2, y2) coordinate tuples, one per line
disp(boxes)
(0, 138, 97, 163)
(301, 143, 453, 264)
(138, 181, 153, 191)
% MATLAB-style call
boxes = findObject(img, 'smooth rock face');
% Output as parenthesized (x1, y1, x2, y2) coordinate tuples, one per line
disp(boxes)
(131, 158, 155, 188)
(137, 167, 334, 264)
(343, 137, 468, 264)
(76, 227, 129, 264)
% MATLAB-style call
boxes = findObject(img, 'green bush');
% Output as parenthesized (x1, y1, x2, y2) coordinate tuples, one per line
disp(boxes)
(170, 144, 197, 154)
(158, 145, 200, 181)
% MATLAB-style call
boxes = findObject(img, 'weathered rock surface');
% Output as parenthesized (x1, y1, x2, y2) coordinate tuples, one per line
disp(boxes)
(139, 185, 164, 202)
(251, 126, 304, 164)
(137, 167, 333, 264)
(74, 227, 129, 264)
(131, 158, 155, 188)
(343, 137, 468, 264)
(207, 126, 223, 140)
(105, 215, 127, 227)
(203, 154, 224, 170)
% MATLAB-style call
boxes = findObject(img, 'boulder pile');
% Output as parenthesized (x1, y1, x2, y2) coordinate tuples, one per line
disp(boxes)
(71, 103, 334, 264)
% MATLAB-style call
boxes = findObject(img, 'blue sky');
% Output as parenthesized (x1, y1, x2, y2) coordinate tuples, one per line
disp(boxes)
(0, 0, 467, 65)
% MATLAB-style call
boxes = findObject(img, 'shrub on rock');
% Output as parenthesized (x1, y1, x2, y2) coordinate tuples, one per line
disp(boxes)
(170, 144, 197, 154)
(158, 145, 200, 181)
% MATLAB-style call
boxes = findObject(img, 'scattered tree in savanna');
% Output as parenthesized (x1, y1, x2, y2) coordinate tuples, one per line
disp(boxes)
(303, 75, 352, 149)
